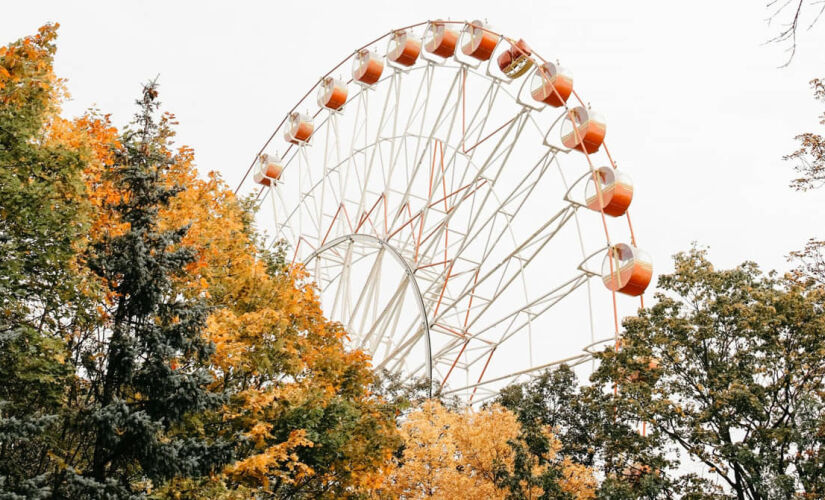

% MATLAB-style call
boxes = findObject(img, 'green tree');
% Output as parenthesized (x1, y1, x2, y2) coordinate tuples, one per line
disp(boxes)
(0, 25, 84, 499)
(592, 248, 825, 499)
(498, 366, 678, 499)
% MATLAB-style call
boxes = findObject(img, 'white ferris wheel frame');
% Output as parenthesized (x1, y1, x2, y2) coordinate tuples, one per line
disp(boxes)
(236, 19, 646, 404)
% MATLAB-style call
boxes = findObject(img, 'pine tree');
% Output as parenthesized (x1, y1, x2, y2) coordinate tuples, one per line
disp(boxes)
(52, 83, 231, 497)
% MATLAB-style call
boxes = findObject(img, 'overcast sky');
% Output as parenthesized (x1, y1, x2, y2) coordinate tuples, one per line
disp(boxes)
(4, 0, 824, 277)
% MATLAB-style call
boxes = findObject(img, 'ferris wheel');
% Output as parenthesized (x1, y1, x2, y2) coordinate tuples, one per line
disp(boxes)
(237, 19, 652, 403)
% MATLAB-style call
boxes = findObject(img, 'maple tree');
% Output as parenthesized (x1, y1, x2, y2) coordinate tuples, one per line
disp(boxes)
(377, 399, 596, 499)
(152, 145, 401, 498)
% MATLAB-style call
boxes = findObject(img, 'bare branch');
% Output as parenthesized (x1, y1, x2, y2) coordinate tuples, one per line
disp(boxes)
(766, 0, 824, 66)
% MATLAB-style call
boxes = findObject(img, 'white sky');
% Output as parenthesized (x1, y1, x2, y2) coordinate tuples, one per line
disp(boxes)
(4, 0, 824, 277)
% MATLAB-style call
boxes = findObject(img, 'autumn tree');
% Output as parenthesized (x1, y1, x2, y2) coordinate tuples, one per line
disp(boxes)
(0, 24, 89, 499)
(784, 78, 825, 286)
(590, 248, 825, 498)
(145, 136, 401, 498)
(379, 399, 596, 499)
(33, 82, 232, 497)
(0, 24, 405, 498)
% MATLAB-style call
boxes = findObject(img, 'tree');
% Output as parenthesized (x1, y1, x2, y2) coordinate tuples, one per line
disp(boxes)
(47, 82, 232, 497)
(592, 247, 825, 499)
(1, 25, 402, 498)
(785, 78, 825, 192)
(0, 24, 89, 499)
(785, 78, 825, 286)
(498, 366, 679, 499)
(148, 142, 401, 498)
(379, 399, 596, 499)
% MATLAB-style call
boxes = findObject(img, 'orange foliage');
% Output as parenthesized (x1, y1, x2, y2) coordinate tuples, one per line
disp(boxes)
(0, 24, 62, 104)
(380, 400, 596, 499)
(155, 153, 399, 495)
(223, 429, 315, 489)
(49, 114, 125, 241)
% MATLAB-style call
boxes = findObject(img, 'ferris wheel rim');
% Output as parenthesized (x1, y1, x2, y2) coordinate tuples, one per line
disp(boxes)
(235, 19, 606, 196)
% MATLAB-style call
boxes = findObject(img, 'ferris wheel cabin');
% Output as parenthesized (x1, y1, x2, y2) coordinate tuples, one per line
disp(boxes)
(531, 62, 573, 107)
(353, 49, 384, 85)
(497, 39, 533, 78)
(253, 154, 283, 187)
(317, 77, 348, 110)
(462, 20, 499, 61)
(389, 30, 422, 67)
(425, 20, 459, 58)
(601, 243, 652, 296)
(585, 166, 634, 217)
(284, 112, 314, 145)
(561, 106, 606, 154)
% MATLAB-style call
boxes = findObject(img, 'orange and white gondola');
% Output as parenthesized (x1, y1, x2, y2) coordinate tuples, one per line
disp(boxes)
(388, 30, 422, 67)
(353, 49, 384, 85)
(317, 77, 348, 111)
(497, 39, 533, 78)
(425, 20, 459, 59)
(585, 166, 633, 217)
(601, 243, 653, 297)
(561, 106, 606, 154)
(284, 112, 314, 145)
(531, 62, 573, 107)
(253, 154, 283, 187)
(461, 20, 499, 61)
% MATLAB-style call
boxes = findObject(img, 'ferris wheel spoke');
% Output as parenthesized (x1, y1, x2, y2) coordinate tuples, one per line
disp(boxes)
(376, 316, 425, 371)
(461, 76, 501, 152)
(298, 148, 325, 237)
(271, 187, 298, 244)
(409, 119, 535, 319)
(318, 114, 339, 243)
(442, 351, 593, 397)
(329, 239, 355, 323)
(359, 273, 409, 353)
(348, 246, 385, 332)
(471, 273, 590, 352)
(387, 67, 462, 231)
(431, 273, 590, 391)
(414, 111, 530, 265)
(468, 204, 577, 317)
(429, 147, 555, 284)
(380, 294, 416, 366)
(356, 74, 399, 219)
